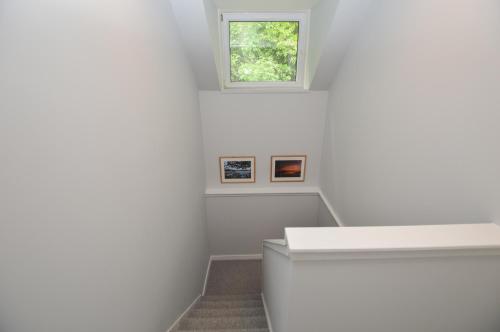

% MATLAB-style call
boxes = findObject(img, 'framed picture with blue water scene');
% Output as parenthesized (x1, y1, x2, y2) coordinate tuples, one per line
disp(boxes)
(219, 156, 256, 183)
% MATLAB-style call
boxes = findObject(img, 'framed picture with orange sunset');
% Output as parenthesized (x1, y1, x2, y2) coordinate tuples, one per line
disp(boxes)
(270, 155, 307, 182)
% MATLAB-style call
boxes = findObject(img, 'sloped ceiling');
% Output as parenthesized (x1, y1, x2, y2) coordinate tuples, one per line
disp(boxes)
(169, 0, 373, 90)
(170, 0, 220, 90)
(310, 0, 373, 89)
(213, 0, 323, 10)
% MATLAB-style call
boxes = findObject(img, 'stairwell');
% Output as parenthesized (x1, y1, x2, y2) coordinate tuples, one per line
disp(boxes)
(173, 260, 270, 332)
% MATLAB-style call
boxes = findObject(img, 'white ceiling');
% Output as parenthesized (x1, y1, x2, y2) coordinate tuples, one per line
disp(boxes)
(213, 0, 323, 10)
(310, 0, 374, 90)
(169, 0, 373, 90)
(170, 0, 220, 90)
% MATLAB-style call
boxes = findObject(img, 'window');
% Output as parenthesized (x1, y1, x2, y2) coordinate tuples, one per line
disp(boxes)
(220, 12, 308, 89)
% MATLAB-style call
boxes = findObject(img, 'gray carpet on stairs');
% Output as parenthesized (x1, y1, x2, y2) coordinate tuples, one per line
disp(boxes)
(174, 260, 269, 332)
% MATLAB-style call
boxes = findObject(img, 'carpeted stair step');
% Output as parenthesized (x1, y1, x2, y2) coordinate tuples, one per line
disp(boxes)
(173, 260, 269, 331)
(176, 329, 269, 332)
(197, 299, 263, 309)
(202, 293, 262, 301)
(178, 315, 268, 330)
(189, 307, 265, 318)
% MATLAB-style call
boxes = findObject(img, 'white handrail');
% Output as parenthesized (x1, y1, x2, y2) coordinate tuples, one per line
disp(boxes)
(263, 223, 500, 332)
(285, 223, 500, 252)
(263, 239, 289, 257)
(265, 223, 500, 260)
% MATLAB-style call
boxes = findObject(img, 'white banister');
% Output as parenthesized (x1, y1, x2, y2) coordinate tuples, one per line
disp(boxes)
(263, 223, 500, 332)
(263, 239, 289, 257)
(284, 223, 500, 259)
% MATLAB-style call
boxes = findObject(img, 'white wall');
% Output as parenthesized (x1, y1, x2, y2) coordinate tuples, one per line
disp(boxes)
(200, 91, 328, 190)
(169, 0, 221, 90)
(0, 1, 208, 332)
(206, 194, 320, 255)
(263, 223, 500, 332)
(285, 254, 500, 332)
(200, 92, 328, 254)
(317, 196, 338, 227)
(310, 0, 374, 90)
(321, 0, 500, 226)
(262, 244, 291, 332)
(306, 0, 339, 88)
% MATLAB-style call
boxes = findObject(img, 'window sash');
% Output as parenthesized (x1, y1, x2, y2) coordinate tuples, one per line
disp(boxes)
(220, 12, 308, 90)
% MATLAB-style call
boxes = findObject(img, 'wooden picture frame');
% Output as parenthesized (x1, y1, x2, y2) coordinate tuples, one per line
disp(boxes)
(219, 156, 256, 183)
(270, 155, 307, 182)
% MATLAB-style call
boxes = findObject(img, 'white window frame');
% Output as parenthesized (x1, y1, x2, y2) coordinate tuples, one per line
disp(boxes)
(220, 12, 308, 90)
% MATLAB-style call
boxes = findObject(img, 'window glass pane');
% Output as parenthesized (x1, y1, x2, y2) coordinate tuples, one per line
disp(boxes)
(229, 21, 299, 82)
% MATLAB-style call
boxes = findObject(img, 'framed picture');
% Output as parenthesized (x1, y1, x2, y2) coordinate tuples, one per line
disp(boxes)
(219, 156, 256, 183)
(270, 155, 306, 182)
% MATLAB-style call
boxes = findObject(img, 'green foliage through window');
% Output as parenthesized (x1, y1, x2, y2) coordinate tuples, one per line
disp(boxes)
(229, 21, 299, 82)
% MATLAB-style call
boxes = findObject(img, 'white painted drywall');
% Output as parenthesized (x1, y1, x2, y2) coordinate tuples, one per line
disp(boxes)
(200, 92, 329, 250)
(213, 0, 323, 11)
(0, 1, 208, 332)
(306, 0, 339, 88)
(321, 0, 500, 226)
(206, 194, 320, 255)
(262, 245, 291, 332)
(310, 0, 373, 90)
(170, 0, 221, 90)
(263, 224, 500, 332)
(317, 196, 338, 227)
(287, 254, 500, 332)
(200, 91, 328, 190)
(203, 0, 224, 88)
